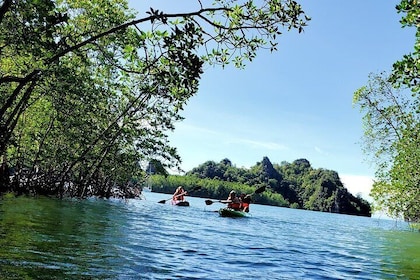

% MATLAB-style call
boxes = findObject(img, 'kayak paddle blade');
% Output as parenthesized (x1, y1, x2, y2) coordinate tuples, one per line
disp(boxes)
(254, 186, 266, 194)
(205, 199, 213, 205)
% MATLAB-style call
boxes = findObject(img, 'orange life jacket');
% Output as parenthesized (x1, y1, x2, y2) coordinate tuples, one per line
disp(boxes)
(228, 202, 241, 210)
(241, 202, 250, 208)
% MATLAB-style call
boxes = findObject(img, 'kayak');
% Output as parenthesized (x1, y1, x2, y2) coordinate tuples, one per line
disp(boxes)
(171, 200, 190, 207)
(218, 208, 248, 218)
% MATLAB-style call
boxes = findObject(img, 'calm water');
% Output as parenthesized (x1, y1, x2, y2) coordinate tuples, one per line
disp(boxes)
(0, 192, 419, 280)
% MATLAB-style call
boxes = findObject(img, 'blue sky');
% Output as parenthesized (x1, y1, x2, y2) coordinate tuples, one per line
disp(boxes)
(129, 1, 416, 198)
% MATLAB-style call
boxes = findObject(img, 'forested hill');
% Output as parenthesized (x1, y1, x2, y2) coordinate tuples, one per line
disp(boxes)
(153, 157, 371, 217)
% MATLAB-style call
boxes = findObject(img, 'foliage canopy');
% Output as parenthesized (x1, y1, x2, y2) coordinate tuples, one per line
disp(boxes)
(354, 73, 419, 221)
(354, 0, 419, 222)
(0, 0, 309, 197)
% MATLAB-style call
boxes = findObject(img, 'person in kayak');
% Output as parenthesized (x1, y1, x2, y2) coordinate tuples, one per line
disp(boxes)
(240, 194, 252, 212)
(173, 186, 187, 202)
(226, 190, 241, 210)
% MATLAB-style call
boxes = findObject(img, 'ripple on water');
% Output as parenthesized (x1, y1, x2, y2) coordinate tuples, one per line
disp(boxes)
(0, 195, 418, 280)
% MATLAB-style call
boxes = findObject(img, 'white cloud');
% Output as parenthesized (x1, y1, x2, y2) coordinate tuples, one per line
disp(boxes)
(340, 174, 374, 201)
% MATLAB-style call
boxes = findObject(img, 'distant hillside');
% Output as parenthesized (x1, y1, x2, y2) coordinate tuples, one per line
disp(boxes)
(183, 157, 371, 217)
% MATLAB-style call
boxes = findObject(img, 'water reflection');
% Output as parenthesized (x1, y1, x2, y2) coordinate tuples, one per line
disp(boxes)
(0, 196, 128, 279)
(375, 230, 420, 279)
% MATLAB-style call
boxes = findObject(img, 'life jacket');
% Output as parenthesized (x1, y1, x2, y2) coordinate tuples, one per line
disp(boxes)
(240, 202, 250, 212)
(240, 195, 251, 211)
(241, 202, 250, 208)
(228, 202, 241, 210)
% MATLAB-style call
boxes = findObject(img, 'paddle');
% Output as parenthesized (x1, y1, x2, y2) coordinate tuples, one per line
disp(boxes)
(204, 185, 266, 206)
(157, 186, 201, 204)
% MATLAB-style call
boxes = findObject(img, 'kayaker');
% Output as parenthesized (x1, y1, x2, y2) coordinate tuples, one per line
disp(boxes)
(173, 186, 187, 201)
(240, 194, 252, 212)
(226, 190, 241, 210)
